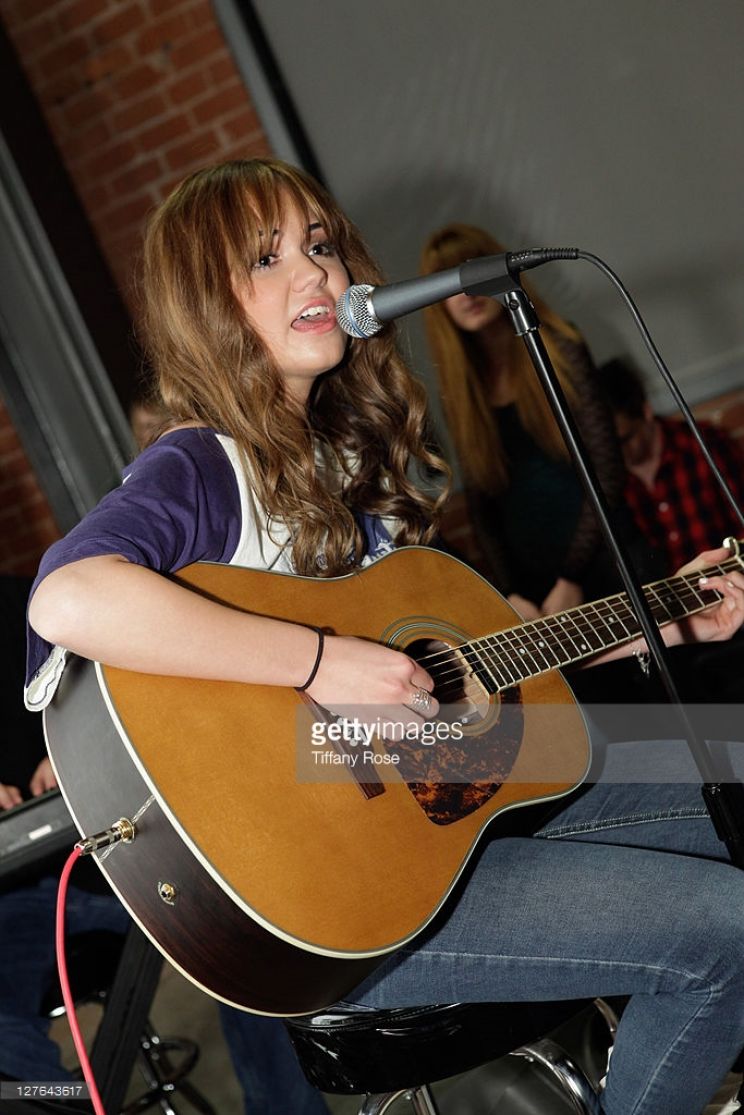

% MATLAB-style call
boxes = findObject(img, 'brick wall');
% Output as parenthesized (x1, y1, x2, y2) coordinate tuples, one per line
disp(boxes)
(0, 400, 61, 576)
(0, 0, 271, 573)
(0, 0, 270, 310)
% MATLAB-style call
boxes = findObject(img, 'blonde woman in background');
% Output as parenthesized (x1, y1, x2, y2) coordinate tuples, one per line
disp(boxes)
(421, 222, 631, 618)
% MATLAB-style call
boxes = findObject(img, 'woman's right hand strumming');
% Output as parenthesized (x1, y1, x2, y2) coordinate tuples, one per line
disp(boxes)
(305, 634, 439, 730)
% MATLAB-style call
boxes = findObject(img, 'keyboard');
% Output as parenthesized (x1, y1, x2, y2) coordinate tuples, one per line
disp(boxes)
(0, 790, 78, 887)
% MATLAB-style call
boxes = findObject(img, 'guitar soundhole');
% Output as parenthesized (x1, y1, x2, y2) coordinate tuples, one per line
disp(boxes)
(415, 637, 493, 725)
(386, 639, 524, 827)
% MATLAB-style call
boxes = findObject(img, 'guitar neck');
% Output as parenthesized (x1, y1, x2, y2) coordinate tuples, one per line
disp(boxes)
(468, 552, 742, 691)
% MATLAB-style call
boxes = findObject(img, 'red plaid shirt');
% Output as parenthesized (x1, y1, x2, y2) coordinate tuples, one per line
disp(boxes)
(624, 417, 744, 575)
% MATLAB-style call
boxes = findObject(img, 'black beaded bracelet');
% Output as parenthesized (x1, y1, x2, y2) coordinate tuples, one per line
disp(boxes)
(296, 627, 325, 692)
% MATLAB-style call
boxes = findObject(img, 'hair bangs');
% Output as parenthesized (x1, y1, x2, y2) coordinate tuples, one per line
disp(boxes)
(220, 161, 345, 289)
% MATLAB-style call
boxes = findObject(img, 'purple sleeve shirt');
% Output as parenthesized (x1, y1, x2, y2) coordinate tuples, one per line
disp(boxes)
(26, 428, 242, 696)
(26, 427, 394, 704)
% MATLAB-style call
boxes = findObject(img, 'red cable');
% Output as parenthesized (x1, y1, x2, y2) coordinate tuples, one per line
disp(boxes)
(55, 846, 107, 1115)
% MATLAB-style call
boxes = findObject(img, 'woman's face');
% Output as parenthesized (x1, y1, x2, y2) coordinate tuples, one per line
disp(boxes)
(234, 200, 350, 402)
(444, 291, 503, 333)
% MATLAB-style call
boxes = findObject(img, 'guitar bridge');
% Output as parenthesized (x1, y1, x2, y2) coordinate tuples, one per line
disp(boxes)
(299, 695, 385, 800)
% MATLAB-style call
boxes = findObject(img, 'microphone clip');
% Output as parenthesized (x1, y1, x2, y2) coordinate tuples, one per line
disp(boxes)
(460, 254, 522, 298)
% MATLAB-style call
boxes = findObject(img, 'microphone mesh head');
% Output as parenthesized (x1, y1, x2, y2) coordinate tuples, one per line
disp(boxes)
(335, 285, 381, 338)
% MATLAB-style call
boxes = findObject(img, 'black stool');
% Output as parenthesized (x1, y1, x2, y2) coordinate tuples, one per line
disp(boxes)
(44, 928, 216, 1114)
(286, 1000, 617, 1114)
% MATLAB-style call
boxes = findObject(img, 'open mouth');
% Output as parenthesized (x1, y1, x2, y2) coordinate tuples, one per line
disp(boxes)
(294, 304, 332, 325)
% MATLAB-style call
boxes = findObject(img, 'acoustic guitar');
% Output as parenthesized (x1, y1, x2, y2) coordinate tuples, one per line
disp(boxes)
(44, 541, 742, 1015)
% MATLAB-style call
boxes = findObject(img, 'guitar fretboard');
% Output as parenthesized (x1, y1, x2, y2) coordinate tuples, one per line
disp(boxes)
(464, 558, 738, 692)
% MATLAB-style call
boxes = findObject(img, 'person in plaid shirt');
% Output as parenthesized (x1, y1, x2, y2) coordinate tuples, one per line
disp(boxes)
(599, 357, 744, 576)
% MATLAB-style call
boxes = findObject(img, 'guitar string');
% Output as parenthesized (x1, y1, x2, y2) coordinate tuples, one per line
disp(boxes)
(427, 583, 724, 703)
(417, 565, 729, 685)
(413, 560, 733, 675)
(428, 607, 708, 706)
(415, 559, 734, 676)
(411, 561, 733, 703)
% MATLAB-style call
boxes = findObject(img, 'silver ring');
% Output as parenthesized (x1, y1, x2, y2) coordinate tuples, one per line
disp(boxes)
(407, 687, 433, 714)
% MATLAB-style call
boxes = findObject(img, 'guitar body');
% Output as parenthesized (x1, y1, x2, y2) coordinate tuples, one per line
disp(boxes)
(46, 653, 377, 1015)
(45, 546, 590, 1014)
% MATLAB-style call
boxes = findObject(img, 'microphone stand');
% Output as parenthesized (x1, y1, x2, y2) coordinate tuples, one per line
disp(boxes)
(459, 259, 744, 870)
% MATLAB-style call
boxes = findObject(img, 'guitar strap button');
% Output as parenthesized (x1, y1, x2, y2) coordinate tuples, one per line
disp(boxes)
(158, 881, 178, 905)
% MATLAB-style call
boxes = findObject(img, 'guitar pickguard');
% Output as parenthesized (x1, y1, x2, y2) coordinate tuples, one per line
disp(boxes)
(387, 686, 524, 825)
(380, 623, 525, 826)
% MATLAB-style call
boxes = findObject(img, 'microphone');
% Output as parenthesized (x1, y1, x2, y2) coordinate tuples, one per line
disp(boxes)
(335, 248, 579, 338)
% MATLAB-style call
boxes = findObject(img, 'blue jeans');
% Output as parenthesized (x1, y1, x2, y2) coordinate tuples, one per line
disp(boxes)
(219, 1006, 330, 1114)
(347, 739, 744, 1115)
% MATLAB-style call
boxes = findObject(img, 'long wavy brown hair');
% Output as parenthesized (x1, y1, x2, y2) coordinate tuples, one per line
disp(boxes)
(140, 158, 448, 576)
(421, 223, 580, 493)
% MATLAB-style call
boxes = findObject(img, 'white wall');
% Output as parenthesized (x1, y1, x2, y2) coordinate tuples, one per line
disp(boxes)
(240, 0, 744, 420)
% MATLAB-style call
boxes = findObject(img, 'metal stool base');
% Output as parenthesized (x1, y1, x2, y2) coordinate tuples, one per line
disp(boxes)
(358, 1085, 441, 1115)
(511, 1037, 601, 1114)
